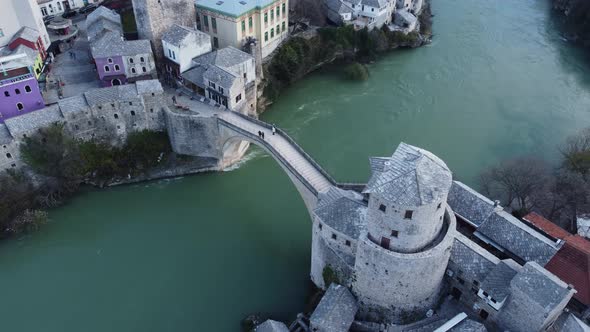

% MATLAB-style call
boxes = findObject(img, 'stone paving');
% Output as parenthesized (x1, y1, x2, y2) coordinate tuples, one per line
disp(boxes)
(43, 18, 101, 104)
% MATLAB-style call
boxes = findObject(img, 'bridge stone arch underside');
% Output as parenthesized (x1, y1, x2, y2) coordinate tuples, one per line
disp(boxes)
(164, 108, 351, 214)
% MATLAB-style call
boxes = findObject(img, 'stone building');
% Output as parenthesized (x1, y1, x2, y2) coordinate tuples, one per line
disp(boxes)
(87, 7, 157, 87)
(37, 0, 85, 17)
(323, 0, 396, 30)
(195, 0, 289, 58)
(161, 24, 212, 79)
(181, 47, 256, 113)
(309, 283, 358, 332)
(0, 0, 50, 50)
(0, 80, 166, 172)
(131, 0, 196, 61)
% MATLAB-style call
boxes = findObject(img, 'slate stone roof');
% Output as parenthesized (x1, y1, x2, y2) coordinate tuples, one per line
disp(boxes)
(203, 65, 238, 89)
(325, 0, 354, 14)
(87, 18, 123, 41)
(310, 284, 358, 332)
(510, 262, 574, 311)
(361, 0, 388, 8)
(192, 46, 254, 72)
(480, 260, 521, 302)
(477, 210, 559, 265)
(256, 320, 289, 332)
(4, 105, 63, 135)
(182, 65, 207, 86)
(396, 9, 417, 24)
(86, 6, 121, 28)
(162, 24, 210, 48)
(136, 80, 164, 95)
(364, 143, 452, 206)
(314, 187, 367, 239)
(58, 95, 90, 116)
(10, 27, 40, 44)
(447, 181, 496, 227)
(449, 233, 499, 282)
(91, 31, 152, 58)
(0, 124, 13, 145)
(549, 313, 590, 332)
(84, 84, 140, 106)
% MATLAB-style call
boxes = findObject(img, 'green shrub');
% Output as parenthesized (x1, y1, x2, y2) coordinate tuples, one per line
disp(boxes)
(322, 265, 340, 286)
(344, 62, 369, 81)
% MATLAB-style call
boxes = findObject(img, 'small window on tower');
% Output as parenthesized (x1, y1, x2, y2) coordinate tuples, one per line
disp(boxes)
(404, 210, 413, 219)
(379, 204, 386, 212)
(331, 233, 337, 240)
(437, 202, 442, 209)
(345, 240, 351, 246)
(391, 230, 399, 237)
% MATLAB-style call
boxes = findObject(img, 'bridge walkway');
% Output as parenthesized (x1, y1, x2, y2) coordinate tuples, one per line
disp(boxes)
(218, 111, 334, 196)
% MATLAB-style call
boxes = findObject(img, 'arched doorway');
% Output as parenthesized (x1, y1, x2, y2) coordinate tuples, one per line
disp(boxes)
(111, 79, 121, 86)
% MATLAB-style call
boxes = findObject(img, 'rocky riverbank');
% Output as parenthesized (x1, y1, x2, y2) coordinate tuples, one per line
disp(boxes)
(257, 1, 434, 112)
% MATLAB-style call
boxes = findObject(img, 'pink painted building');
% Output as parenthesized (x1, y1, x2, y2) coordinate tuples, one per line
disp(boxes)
(0, 58, 44, 122)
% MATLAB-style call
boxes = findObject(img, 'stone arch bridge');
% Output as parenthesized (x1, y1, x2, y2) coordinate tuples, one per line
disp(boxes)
(165, 107, 363, 212)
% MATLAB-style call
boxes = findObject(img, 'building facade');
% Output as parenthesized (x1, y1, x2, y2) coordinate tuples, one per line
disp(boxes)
(161, 24, 212, 78)
(131, 0, 196, 61)
(87, 7, 157, 87)
(0, 54, 45, 123)
(37, 0, 85, 17)
(195, 0, 289, 59)
(0, 0, 50, 50)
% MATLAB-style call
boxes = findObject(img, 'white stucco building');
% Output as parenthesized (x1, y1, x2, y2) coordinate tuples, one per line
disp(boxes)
(37, 0, 85, 17)
(195, 0, 289, 59)
(161, 24, 212, 77)
(323, 0, 396, 30)
(0, 0, 50, 50)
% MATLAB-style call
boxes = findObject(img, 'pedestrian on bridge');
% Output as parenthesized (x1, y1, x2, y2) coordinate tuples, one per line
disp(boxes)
(272, 125, 276, 135)
(261, 131, 265, 139)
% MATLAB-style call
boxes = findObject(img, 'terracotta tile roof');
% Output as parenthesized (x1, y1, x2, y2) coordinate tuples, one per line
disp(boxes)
(523, 212, 571, 240)
(525, 213, 590, 306)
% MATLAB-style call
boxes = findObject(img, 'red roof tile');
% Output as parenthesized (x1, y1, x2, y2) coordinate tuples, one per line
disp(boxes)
(523, 212, 590, 306)
(523, 212, 572, 240)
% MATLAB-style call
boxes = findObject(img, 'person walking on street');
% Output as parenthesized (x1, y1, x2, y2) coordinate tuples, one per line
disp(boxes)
(261, 132, 265, 139)
(258, 131, 262, 138)
(172, 95, 177, 104)
(272, 125, 276, 135)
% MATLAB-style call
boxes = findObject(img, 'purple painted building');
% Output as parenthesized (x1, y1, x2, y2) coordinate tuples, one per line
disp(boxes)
(0, 59, 44, 123)
(95, 56, 127, 87)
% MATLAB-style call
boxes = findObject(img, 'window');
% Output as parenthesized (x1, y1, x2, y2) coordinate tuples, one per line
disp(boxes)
(249, 16, 253, 30)
(129, 58, 134, 64)
(209, 81, 216, 89)
(482, 291, 489, 297)
(331, 233, 337, 240)
(114, 114, 119, 119)
(345, 240, 351, 247)
(15, 89, 20, 95)
(218, 86, 224, 94)
(318, 223, 322, 230)
(104, 66, 110, 72)
(129, 102, 133, 106)
(16, 103, 24, 111)
(235, 94, 242, 103)
(25, 85, 31, 93)
(131, 110, 136, 116)
(276, 6, 279, 17)
(473, 280, 480, 286)
(391, 230, 398, 237)
(108, 58, 113, 63)
(270, 8, 274, 21)
(457, 277, 465, 285)
(41, 7, 48, 16)
(57, 2, 62, 11)
(213, 37, 219, 48)
(140, 57, 145, 62)
(131, 68, 136, 74)
(243, 72, 247, 80)
(6, 153, 12, 159)
(142, 67, 147, 73)
(264, 12, 268, 24)
(404, 210, 413, 219)
(203, 15, 209, 31)
(114, 65, 120, 71)
(276, 24, 280, 35)
(168, 49, 172, 58)
(271, 28, 274, 38)
(241, 20, 246, 32)
(211, 18, 217, 32)
(282, 21, 286, 32)
(282, 3, 286, 14)
(437, 202, 442, 209)
(379, 204, 386, 212)
(4, 91, 9, 97)
(264, 32, 268, 41)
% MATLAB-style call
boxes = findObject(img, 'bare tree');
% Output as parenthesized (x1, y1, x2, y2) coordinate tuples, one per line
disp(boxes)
(479, 156, 551, 215)
(561, 127, 590, 178)
(291, 0, 326, 26)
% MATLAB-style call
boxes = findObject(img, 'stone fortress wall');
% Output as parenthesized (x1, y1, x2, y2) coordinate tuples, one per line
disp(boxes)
(0, 80, 168, 173)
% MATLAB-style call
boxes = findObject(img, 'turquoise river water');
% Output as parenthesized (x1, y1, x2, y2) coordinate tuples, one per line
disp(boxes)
(1, 0, 590, 330)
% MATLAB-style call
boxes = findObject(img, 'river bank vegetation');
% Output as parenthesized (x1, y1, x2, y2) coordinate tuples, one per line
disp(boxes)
(552, 0, 590, 47)
(0, 124, 181, 239)
(261, 2, 432, 105)
(479, 127, 590, 232)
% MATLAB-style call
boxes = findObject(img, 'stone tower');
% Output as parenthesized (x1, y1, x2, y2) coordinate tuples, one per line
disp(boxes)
(352, 143, 456, 322)
(131, 0, 196, 61)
